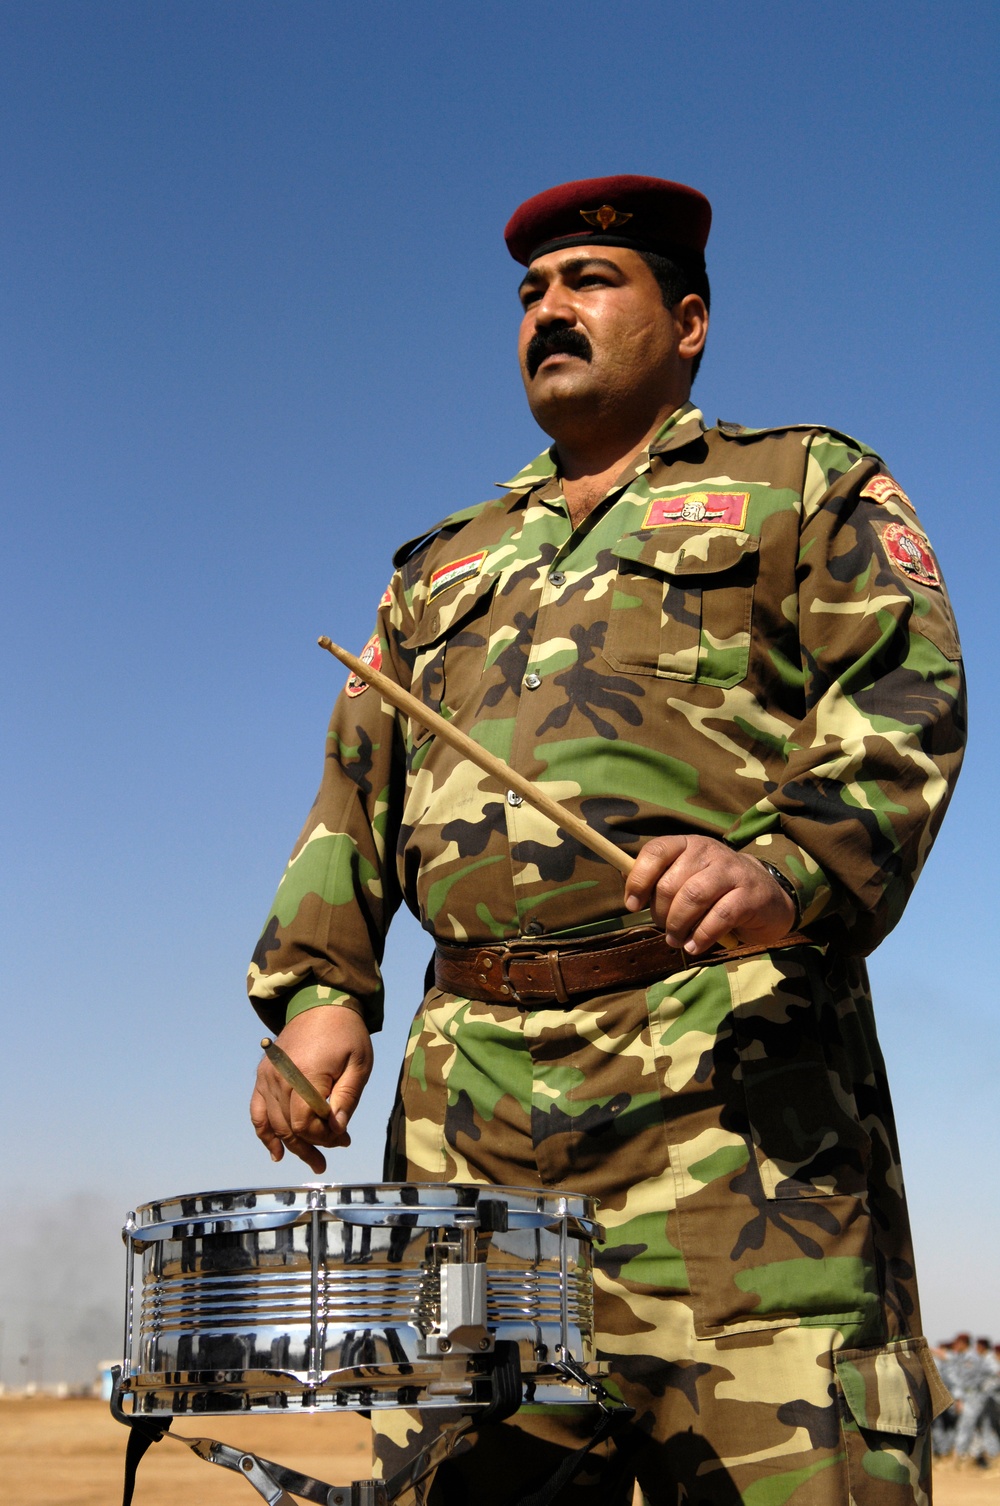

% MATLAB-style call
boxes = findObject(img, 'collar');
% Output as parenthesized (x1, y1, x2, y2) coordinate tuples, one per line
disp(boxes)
(648, 401, 707, 455)
(497, 403, 707, 495)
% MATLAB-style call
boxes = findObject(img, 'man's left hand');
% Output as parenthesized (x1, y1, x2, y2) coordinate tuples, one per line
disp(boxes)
(624, 834, 796, 955)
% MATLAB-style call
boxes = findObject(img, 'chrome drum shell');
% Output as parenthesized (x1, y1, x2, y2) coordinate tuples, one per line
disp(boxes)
(117, 1182, 602, 1416)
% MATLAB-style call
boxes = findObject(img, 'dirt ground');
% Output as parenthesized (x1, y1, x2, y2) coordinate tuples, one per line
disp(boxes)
(0, 1398, 996, 1505)
(0, 1398, 370, 1506)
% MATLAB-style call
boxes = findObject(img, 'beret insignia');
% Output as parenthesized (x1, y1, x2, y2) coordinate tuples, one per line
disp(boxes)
(580, 204, 633, 231)
(882, 523, 941, 589)
(345, 631, 383, 696)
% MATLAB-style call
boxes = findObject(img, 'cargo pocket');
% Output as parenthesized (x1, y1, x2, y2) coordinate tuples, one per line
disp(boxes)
(402, 571, 498, 747)
(835, 1339, 950, 1505)
(603, 525, 758, 688)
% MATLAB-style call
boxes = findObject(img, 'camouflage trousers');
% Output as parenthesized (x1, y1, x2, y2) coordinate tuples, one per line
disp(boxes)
(375, 947, 948, 1504)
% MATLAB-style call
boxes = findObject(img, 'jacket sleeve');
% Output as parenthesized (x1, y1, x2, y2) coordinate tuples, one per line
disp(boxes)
(246, 580, 415, 1034)
(727, 436, 967, 954)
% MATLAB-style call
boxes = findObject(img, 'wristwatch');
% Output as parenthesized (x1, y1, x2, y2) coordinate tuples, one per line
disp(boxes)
(758, 861, 800, 923)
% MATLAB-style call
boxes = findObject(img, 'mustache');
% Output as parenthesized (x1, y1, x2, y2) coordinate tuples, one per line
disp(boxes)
(525, 325, 593, 378)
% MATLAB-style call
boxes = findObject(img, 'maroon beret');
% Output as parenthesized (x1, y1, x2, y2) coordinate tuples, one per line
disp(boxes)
(505, 174, 712, 267)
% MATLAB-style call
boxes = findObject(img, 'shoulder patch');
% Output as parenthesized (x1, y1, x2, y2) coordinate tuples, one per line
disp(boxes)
(881, 523, 941, 589)
(861, 474, 914, 511)
(345, 631, 383, 696)
(391, 499, 496, 569)
(715, 419, 880, 460)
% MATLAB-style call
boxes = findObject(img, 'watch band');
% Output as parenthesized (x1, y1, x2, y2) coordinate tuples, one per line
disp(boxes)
(759, 861, 800, 922)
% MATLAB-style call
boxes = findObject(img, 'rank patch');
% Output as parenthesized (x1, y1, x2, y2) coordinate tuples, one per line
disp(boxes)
(882, 523, 941, 588)
(379, 585, 393, 608)
(642, 491, 750, 530)
(861, 475, 914, 511)
(428, 550, 488, 601)
(345, 631, 383, 696)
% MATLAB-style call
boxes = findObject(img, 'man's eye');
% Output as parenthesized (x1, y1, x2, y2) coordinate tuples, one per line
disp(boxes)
(520, 289, 541, 308)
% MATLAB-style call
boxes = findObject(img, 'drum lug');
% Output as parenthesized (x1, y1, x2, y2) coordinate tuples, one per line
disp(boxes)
(418, 1261, 492, 1357)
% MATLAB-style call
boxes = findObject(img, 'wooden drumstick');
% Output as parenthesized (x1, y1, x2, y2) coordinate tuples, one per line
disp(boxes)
(260, 1037, 332, 1120)
(318, 636, 633, 877)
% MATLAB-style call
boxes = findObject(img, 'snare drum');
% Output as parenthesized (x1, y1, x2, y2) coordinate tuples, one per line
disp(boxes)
(117, 1182, 603, 1417)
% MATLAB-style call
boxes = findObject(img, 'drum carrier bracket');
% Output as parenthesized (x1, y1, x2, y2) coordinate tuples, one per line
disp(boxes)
(111, 1354, 632, 1506)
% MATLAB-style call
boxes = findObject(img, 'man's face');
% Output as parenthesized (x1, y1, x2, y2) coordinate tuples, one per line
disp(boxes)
(516, 245, 698, 439)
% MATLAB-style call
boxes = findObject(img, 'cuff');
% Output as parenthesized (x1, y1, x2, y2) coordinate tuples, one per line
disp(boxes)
(736, 834, 833, 928)
(285, 984, 369, 1026)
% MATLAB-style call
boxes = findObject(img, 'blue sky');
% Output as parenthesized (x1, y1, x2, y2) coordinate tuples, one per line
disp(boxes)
(2, 1, 997, 1383)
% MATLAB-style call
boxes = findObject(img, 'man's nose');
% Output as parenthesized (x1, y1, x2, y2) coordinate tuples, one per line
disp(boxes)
(532, 282, 577, 327)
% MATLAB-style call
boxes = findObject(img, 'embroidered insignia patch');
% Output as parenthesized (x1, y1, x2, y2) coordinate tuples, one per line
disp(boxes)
(379, 585, 392, 608)
(861, 475, 914, 511)
(642, 491, 750, 530)
(428, 551, 488, 601)
(345, 631, 383, 696)
(882, 523, 941, 588)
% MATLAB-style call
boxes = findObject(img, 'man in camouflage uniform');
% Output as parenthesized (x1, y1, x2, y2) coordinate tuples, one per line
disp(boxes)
(249, 176, 966, 1504)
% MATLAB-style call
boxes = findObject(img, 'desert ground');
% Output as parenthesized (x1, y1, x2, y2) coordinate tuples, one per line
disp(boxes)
(0, 1398, 995, 1506)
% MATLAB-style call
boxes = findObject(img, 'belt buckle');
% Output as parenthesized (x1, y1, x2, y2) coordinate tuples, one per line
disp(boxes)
(499, 946, 569, 1006)
(473, 947, 524, 1004)
(498, 948, 524, 1004)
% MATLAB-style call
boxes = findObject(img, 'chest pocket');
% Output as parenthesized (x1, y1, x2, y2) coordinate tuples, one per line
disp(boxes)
(402, 570, 498, 744)
(603, 527, 759, 688)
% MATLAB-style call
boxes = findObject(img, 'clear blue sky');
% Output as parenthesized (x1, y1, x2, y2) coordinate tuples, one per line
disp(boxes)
(2, 1, 997, 1384)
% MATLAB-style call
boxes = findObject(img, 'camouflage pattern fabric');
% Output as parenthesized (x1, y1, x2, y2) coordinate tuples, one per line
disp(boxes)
(249, 404, 965, 1502)
(376, 951, 950, 1504)
(249, 404, 964, 1032)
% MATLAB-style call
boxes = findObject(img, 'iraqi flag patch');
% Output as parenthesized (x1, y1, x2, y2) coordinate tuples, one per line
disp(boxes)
(428, 550, 488, 601)
(861, 475, 914, 511)
(345, 631, 383, 696)
(642, 491, 750, 530)
(882, 523, 941, 588)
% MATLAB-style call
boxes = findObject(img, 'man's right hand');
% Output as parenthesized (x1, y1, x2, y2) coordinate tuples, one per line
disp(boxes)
(250, 1007, 374, 1175)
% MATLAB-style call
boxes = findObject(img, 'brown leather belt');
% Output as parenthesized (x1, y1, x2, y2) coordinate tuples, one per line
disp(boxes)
(434, 925, 812, 1007)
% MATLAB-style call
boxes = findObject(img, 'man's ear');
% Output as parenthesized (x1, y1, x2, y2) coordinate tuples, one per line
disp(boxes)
(675, 294, 708, 361)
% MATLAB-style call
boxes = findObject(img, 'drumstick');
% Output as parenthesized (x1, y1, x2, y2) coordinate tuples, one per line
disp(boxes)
(318, 637, 633, 878)
(260, 1037, 332, 1120)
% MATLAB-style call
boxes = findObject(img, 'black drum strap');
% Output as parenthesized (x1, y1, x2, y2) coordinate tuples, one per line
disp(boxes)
(121, 1416, 171, 1506)
(514, 1404, 635, 1506)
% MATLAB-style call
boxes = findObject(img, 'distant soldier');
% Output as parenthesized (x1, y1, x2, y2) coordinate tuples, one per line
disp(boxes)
(955, 1337, 1000, 1465)
(249, 175, 966, 1504)
(932, 1339, 960, 1457)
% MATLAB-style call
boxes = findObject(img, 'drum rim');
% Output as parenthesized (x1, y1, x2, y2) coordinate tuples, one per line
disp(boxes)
(130, 1180, 599, 1222)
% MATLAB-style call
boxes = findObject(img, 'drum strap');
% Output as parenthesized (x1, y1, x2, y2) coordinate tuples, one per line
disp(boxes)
(506, 1355, 637, 1506)
(515, 1402, 635, 1506)
(120, 1416, 171, 1506)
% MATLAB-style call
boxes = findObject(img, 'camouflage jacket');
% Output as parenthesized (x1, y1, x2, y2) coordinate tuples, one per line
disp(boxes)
(249, 404, 966, 1033)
